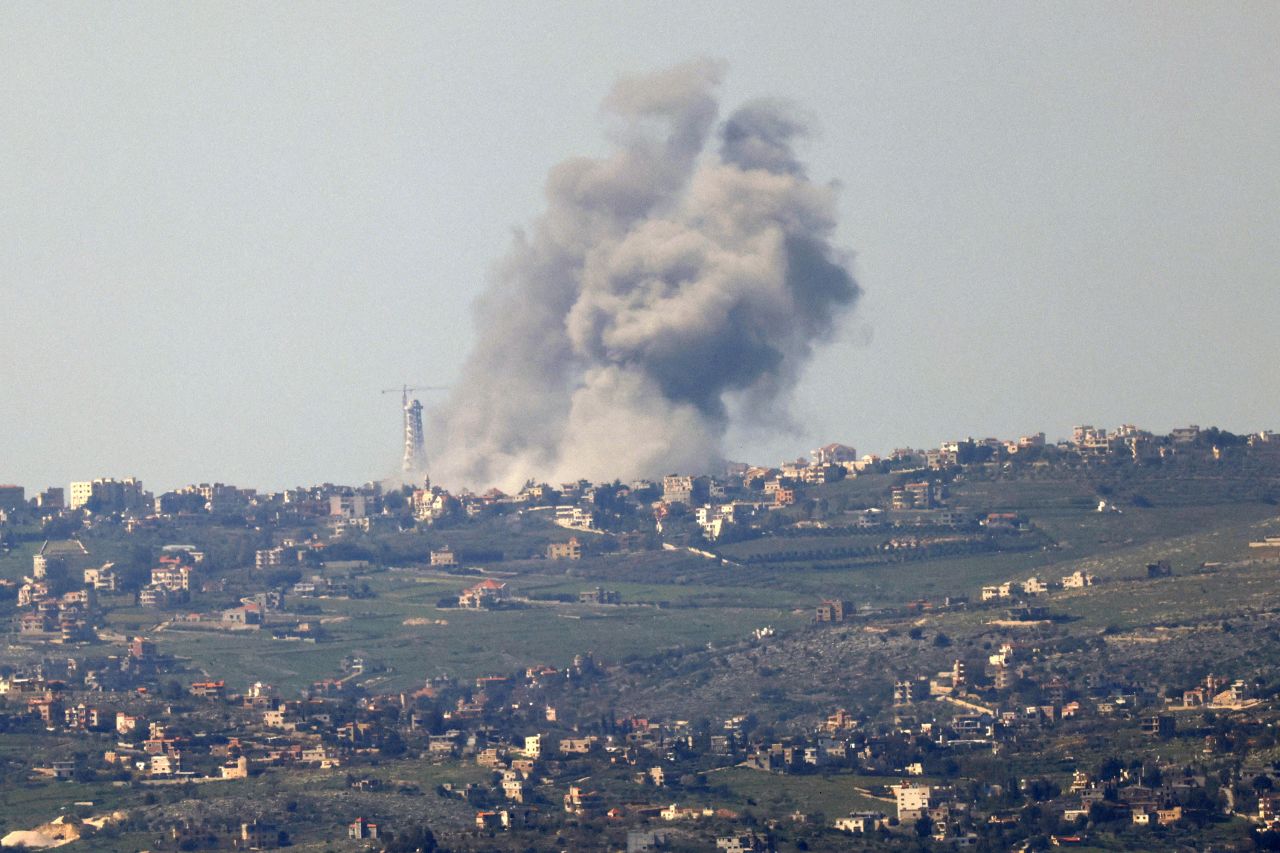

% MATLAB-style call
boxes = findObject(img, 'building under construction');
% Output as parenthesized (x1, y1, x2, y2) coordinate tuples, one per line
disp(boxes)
(384, 385, 443, 482)
(401, 391, 425, 475)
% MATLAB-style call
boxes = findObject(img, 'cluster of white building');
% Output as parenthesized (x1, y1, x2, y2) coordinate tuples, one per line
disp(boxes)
(981, 570, 1095, 601)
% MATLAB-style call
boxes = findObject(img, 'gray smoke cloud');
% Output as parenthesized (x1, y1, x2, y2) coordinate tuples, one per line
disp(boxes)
(430, 60, 860, 491)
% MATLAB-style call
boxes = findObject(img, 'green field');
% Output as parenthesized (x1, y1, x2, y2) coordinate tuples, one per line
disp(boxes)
(136, 569, 806, 692)
(561, 761, 896, 823)
(0, 540, 40, 581)
(707, 767, 897, 819)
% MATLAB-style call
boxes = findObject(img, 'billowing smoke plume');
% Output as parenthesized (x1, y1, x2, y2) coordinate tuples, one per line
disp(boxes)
(430, 61, 860, 491)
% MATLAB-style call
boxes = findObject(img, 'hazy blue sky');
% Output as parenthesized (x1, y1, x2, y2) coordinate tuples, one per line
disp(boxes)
(2, 2, 1278, 492)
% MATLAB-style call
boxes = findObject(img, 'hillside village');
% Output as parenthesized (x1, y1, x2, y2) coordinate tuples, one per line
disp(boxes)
(3, 424, 1280, 850)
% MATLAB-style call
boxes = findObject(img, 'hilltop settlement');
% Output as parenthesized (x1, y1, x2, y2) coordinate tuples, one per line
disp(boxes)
(5, 424, 1280, 851)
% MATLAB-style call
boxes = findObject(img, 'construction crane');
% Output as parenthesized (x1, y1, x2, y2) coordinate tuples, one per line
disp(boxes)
(380, 384, 450, 401)
(381, 385, 449, 475)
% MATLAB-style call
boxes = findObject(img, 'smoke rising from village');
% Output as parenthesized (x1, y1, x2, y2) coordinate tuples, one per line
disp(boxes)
(430, 60, 860, 491)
